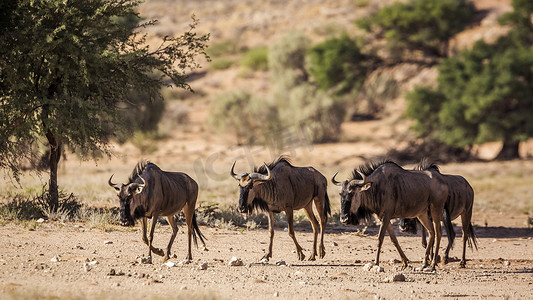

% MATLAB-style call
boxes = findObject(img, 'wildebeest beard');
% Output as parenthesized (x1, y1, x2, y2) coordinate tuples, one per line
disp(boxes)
(120, 199, 135, 226)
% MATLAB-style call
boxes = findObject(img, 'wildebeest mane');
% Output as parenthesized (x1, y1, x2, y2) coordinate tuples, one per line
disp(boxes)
(128, 160, 153, 184)
(254, 155, 293, 173)
(416, 158, 440, 173)
(349, 160, 401, 180)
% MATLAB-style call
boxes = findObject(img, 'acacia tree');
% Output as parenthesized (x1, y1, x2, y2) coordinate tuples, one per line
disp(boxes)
(357, 0, 475, 61)
(406, 0, 533, 160)
(0, 0, 209, 210)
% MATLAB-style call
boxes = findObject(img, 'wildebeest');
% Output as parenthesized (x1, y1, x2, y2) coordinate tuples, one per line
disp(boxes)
(399, 161, 477, 268)
(332, 161, 448, 270)
(230, 156, 331, 261)
(108, 161, 206, 263)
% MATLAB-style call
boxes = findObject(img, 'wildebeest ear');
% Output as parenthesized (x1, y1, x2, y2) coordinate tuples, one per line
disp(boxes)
(361, 182, 372, 191)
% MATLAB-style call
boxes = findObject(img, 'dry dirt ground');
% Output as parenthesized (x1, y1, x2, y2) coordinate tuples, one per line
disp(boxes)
(1, 219, 532, 299)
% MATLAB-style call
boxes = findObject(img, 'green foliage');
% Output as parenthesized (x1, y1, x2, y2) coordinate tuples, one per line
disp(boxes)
(269, 31, 310, 89)
(278, 83, 346, 143)
(206, 40, 239, 57)
(407, 39, 533, 155)
(308, 34, 374, 93)
(209, 58, 235, 70)
(209, 90, 280, 145)
(357, 0, 475, 58)
(269, 32, 346, 143)
(241, 46, 268, 71)
(0, 0, 208, 205)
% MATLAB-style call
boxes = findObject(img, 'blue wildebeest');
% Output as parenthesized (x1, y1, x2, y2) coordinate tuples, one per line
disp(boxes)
(332, 161, 448, 270)
(231, 156, 331, 261)
(108, 161, 206, 263)
(399, 160, 477, 268)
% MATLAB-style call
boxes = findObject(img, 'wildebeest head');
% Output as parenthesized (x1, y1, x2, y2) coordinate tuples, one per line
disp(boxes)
(230, 161, 272, 214)
(108, 174, 146, 226)
(399, 218, 418, 234)
(331, 171, 372, 225)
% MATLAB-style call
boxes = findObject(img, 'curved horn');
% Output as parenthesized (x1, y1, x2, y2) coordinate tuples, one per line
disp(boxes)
(230, 161, 241, 180)
(138, 175, 146, 187)
(331, 172, 343, 186)
(352, 170, 367, 185)
(249, 163, 272, 181)
(108, 174, 119, 189)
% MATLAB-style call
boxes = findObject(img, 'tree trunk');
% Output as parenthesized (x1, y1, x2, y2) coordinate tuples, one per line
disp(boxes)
(45, 130, 61, 212)
(495, 140, 520, 160)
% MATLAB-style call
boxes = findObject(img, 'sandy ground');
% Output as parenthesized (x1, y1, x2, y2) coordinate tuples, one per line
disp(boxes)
(1, 219, 532, 299)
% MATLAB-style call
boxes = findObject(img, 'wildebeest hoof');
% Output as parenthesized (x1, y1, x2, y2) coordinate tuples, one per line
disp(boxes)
(297, 252, 305, 261)
(308, 255, 316, 261)
(140, 256, 152, 264)
(152, 248, 165, 257)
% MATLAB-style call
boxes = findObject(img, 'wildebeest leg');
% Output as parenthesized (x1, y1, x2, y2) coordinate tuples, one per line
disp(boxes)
(374, 215, 392, 266)
(429, 206, 443, 270)
(417, 214, 435, 269)
(141, 217, 164, 258)
(314, 198, 327, 259)
(303, 203, 319, 261)
(386, 222, 409, 268)
(421, 226, 428, 249)
(164, 215, 179, 262)
(261, 210, 275, 261)
(184, 203, 195, 261)
(286, 208, 305, 261)
(141, 217, 149, 246)
(460, 212, 470, 268)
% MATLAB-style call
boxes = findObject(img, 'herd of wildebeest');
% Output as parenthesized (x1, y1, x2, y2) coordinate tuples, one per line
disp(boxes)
(107, 156, 477, 271)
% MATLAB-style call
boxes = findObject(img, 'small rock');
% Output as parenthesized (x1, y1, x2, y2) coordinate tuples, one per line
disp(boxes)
(363, 263, 374, 271)
(294, 271, 304, 276)
(180, 286, 187, 290)
(164, 261, 176, 267)
(331, 241, 338, 247)
(229, 257, 243, 266)
(50, 256, 61, 262)
(274, 292, 280, 297)
(389, 258, 401, 264)
(354, 259, 361, 264)
(83, 263, 91, 272)
(198, 262, 208, 270)
(104, 241, 113, 245)
(75, 245, 84, 250)
(250, 279, 265, 284)
(299, 281, 308, 285)
(36, 218, 45, 223)
(88, 260, 98, 266)
(178, 259, 191, 265)
(284, 227, 288, 232)
(108, 269, 116, 276)
(504, 260, 511, 267)
(372, 265, 384, 273)
(388, 273, 406, 282)
(276, 260, 286, 266)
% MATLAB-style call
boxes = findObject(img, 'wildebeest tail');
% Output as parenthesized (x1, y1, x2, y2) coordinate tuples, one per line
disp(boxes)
(443, 206, 455, 249)
(467, 222, 478, 250)
(324, 192, 331, 217)
(192, 213, 207, 248)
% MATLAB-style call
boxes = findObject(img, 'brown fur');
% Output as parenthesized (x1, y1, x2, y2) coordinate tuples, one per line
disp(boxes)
(109, 161, 205, 263)
(334, 161, 448, 270)
(232, 157, 331, 261)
